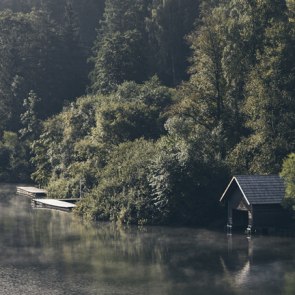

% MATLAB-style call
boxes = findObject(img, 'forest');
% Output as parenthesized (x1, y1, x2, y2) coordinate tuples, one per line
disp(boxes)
(0, 0, 294, 225)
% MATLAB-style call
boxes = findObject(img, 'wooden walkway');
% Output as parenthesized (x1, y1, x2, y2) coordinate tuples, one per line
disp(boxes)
(60, 198, 81, 203)
(17, 186, 47, 198)
(32, 199, 77, 211)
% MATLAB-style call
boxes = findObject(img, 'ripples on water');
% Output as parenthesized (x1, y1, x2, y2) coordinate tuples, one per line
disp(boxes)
(0, 184, 295, 295)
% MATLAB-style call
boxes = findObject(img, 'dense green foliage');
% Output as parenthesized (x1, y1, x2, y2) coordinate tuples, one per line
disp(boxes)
(0, 9, 87, 131)
(281, 153, 295, 210)
(89, 0, 199, 93)
(0, 131, 31, 181)
(1, 0, 294, 223)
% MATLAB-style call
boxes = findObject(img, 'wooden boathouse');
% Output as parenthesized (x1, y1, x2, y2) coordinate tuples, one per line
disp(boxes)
(220, 175, 288, 233)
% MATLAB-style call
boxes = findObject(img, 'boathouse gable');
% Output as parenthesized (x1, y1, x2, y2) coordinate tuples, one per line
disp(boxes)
(220, 175, 286, 231)
(230, 188, 250, 211)
(221, 179, 250, 211)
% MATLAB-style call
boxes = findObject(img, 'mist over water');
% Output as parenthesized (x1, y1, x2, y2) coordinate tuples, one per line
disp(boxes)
(0, 184, 295, 295)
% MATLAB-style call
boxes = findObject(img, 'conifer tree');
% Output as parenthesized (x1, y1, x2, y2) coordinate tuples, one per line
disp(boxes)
(89, 0, 150, 94)
(146, 0, 199, 86)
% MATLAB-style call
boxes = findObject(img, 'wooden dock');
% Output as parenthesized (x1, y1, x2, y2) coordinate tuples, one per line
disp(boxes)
(17, 186, 47, 198)
(32, 199, 77, 211)
(59, 198, 81, 204)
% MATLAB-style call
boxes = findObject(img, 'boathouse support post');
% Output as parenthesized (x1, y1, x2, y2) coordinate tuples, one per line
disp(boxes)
(227, 203, 232, 234)
(246, 207, 253, 235)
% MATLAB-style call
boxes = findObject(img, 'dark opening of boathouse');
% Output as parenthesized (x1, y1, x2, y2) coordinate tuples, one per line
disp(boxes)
(220, 175, 288, 233)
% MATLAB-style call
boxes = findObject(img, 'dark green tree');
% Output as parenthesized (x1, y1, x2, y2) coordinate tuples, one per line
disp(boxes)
(149, 135, 228, 225)
(19, 90, 41, 140)
(76, 139, 158, 224)
(175, 3, 230, 159)
(0, 131, 31, 181)
(89, 0, 150, 94)
(146, 0, 200, 86)
(59, 1, 88, 100)
(0, 10, 34, 131)
(177, 0, 294, 169)
(0, 0, 106, 48)
(32, 93, 105, 189)
(229, 0, 295, 174)
(92, 78, 173, 144)
(0, 8, 89, 133)
(280, 153, 295, 210)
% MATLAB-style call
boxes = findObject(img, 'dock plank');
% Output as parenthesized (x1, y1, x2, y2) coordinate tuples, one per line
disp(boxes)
(17, 186, 47, 198)
(33, 199, 76, 210)
(17, 186, 47, 194)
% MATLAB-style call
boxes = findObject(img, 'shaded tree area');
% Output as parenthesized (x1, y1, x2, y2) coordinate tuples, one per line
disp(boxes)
(0, 0, 105, 47)
(0, 0, 106, 133)
(89, 0, 199, 93)
(0, 5, 93, 133)
(1, 0, 295, 224)
(281, 153, 295, 210)
(228, 0, 295, 174)
(32, 78, 227, 225)
(146, 0, 199, 86)
(177, 0, 295, 174)
(0, 0, 105, 181)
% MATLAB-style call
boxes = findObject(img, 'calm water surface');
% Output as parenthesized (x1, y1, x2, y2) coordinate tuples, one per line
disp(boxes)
(1, 184, 295, 295)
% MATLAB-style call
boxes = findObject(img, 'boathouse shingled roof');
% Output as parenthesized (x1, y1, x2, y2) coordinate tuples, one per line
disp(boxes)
(220, 175, 285, 205)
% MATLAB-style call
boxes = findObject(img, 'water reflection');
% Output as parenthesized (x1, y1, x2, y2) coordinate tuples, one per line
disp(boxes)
(219, 234, 295, 295)
(1, 184, 295, 295)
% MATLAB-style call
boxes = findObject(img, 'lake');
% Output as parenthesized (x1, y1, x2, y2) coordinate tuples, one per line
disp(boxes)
(0, 183, 295, 295)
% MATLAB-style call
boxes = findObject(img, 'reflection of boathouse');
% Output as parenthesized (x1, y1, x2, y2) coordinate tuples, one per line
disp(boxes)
(220, 175, 287, 232)
(220, 235, 290, 293)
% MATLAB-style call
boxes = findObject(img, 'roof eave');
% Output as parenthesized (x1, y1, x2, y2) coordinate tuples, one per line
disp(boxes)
(219, 176, 251, 206)
(219, 177, 235, 202)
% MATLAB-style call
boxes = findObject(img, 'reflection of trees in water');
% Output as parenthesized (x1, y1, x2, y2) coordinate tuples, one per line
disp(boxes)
(1, 185, 295, 295)
(0, 189, 229, 294)
(284, 272, 295, 295)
